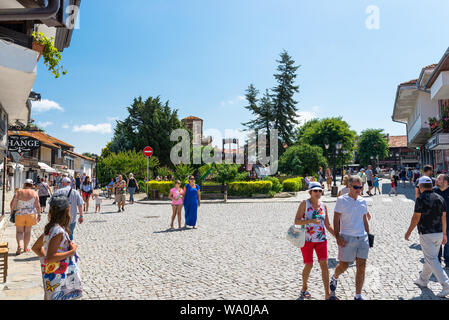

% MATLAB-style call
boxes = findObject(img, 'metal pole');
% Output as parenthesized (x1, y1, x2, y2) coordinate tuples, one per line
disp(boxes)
(2, 156, 6, 216)
(146, 156, 149, 199)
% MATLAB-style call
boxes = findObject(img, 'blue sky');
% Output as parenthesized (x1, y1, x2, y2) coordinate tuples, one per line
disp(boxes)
(30, 0, 449, 154)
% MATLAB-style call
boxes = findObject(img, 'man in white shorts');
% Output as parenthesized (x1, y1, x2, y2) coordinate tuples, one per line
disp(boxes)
(330, 175, 371, 300)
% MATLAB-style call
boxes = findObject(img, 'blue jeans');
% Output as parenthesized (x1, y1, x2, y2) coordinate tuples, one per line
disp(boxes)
(128, 187, 136, 203)
(69, 222, 76, 241)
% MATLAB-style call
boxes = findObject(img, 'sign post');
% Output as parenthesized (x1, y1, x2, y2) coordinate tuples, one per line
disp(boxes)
(143, 146, 153, 199)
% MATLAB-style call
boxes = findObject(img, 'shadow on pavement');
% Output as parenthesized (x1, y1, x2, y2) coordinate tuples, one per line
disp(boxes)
(153, 228, 189, 234)
(13, 256, 40, 262)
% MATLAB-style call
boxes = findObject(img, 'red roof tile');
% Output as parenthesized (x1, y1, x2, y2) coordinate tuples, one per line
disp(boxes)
(400, 79, 418, 86)
(388, 135, 407, 148)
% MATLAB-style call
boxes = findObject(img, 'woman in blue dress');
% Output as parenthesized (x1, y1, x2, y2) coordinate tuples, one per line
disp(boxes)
(183, 175, 201, 229)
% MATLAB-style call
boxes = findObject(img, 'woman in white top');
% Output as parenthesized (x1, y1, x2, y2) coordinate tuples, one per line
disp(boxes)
(338, 175, 350, 197)
(10, 179, 41, 255)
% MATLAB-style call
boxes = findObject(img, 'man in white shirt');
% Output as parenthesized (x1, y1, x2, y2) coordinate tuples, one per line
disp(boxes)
(52, 177, 84, 240)
(330, 175, 371, 300)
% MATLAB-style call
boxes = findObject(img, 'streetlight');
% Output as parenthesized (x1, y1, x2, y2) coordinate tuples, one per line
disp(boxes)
(324, 141, 343, 197)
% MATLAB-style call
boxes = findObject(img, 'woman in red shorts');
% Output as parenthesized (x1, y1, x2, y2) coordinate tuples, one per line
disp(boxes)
(294, 182, 336, 300)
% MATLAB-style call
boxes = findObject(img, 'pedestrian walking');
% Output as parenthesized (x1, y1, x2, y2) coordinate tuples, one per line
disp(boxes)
(338, 175, 350, 197)
(37, 177, 52, 213)
(366, 165, 374, 196)
(415, 165, 435, 199)
(405, 176, 449, 297)
(183, 175, 200, 229)
(373, 175, 381, 195)
(294, 182, 336, 300)
(169, 180, 184, 230)
(80, 176, 93, 213)
(400, 168, 407, 188)
(115, 174, 127, 212)
(434, 174, 449, 268)
(93, 192, 102, 213)
(357, 169, 366, 195)
(318, 167, 325, 186)
(75, 173, 81, 191)
(10, 179, 41, 255)
(325, 168, 332, 191)
(52, 177, 84, 241)
(389, 177, 398, 196)
(127, 173, 138, 205)
(407, 169, 413, 186)
(31, 195, 82, 300)
(331, 175, 371, 300)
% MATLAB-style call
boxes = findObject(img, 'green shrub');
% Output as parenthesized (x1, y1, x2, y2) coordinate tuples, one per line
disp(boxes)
(138, 180, 146, 193)
(263, 176, 283, 193)
(146, 181, 175, 196)
(228, 181, 272, 196)
(282, 177, 304, 192)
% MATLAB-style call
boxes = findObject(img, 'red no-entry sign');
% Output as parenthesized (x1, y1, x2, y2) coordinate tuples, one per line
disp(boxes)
(143, 146, 153, 157)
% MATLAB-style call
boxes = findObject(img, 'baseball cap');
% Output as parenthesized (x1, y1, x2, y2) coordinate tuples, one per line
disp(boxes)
(24, 179, 34, 185)
(418, 176, 432, 185)
(61, 177, 71, 184)
(49, 195, 70, 210)
(308, 182, 323, 191)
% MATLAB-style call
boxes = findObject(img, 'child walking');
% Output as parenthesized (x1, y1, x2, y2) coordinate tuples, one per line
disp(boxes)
(389, 177, 397, 196)
(93, 193, 102, 213)
(373, 175, 381, 195)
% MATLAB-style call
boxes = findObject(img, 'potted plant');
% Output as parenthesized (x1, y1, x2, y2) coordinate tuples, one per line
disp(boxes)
(32, 31, 67, 78)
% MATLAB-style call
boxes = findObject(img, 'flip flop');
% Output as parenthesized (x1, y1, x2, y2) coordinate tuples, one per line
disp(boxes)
(300, 291, 312, 299)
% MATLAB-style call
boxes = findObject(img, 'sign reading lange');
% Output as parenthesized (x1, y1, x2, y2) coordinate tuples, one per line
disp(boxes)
(8, 135, 41, 153)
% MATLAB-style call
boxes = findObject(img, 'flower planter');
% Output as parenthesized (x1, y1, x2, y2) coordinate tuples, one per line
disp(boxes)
(32, 41, 45, 62)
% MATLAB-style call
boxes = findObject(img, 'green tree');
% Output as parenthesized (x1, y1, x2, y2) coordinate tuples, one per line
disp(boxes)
(174, 164, 195, 185)
(271, 50, 300, 147)
(278, 144, 327, 176)
(109, 96, 183, 167)
(357, 129, 389, 167)
(213, 164, 240, 184)
(156, 166, 173, 179)
(299, 117, 356, 168)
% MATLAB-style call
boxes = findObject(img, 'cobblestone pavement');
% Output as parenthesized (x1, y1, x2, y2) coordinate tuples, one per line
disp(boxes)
(3, 179, 449, 300)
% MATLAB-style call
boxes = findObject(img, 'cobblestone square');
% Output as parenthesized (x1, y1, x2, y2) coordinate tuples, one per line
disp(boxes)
(16, 181, 446, 300)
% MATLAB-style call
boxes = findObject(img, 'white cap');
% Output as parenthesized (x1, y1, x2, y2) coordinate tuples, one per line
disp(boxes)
(61, 177, 71, 184)
(24, 179, 34, 185)
(308, 182, 323, 191)
(418, 176, 432, 185)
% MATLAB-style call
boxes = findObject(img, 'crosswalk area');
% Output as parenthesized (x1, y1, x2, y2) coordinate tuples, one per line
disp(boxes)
(362, 195, 415, 206)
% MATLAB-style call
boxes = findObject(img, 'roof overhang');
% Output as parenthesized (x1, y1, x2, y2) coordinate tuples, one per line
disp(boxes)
(392, 84, 419, 123)
(426, 47, 449, 89)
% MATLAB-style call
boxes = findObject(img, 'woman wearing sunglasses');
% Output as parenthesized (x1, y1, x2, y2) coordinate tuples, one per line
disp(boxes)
(294, 182, 336, 300)
(183, 175, 201, 229)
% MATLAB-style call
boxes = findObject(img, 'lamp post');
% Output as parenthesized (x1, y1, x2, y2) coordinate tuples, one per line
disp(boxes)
(325, 141, 342, 197)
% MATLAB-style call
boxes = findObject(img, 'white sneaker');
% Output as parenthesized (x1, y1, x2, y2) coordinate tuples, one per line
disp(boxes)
(414, 278, 428, 288)
(437, 286, 449, 298)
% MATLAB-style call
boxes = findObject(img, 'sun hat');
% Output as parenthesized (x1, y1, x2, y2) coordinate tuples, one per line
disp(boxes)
(49, 195, 70, 210)
(308, 182, 323, 191)
(417, 176, 432, 185)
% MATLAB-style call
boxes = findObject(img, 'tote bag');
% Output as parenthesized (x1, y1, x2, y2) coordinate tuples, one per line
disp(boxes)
(286, 224, 306, 248)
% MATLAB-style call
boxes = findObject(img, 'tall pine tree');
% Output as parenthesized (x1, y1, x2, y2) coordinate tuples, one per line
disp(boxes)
(271, 50, 300, 147)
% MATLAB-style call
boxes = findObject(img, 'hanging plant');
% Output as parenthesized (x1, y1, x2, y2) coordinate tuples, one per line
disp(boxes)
(32, 31, 67, 79)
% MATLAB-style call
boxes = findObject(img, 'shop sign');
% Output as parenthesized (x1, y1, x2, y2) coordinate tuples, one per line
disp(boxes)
(8, 135, 41, 153)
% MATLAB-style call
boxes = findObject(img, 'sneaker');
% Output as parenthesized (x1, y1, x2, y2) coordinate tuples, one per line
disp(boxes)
(414, 277, 428, 288)
(330, 276, 338, 293)
(437, 286, 449, 298)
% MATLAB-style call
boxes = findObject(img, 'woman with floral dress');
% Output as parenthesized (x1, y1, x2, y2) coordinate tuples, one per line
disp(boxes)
(32, 195, 82, 300)
(294, 182, 336, 300)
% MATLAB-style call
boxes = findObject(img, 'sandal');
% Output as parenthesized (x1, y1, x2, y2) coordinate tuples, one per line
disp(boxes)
(16, 247, 22, 255)
(326, 295, 339, 300)
(300, 291, 312, 299)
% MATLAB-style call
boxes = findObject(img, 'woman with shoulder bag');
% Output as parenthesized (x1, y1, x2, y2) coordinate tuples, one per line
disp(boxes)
(127, 173, 138, 205)
(10, 179, 41, 255)
(294, 182, 336, 300)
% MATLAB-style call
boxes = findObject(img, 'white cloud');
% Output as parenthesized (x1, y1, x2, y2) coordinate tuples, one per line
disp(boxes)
(72, 123, 112, 134)
(62, 124, 70, 129)
(37, 121, 53, 128)
(106, 116, 119, 122)
(296, 111, 318, 126)
(31, 99, 64, 113)
(221, 96, 246, 107)
(238, 96, 245, 101)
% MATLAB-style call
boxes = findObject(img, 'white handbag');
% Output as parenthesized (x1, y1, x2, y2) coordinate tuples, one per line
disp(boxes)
(286, 224, 306, 248)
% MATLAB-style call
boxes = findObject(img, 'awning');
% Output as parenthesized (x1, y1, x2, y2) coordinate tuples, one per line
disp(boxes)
(38, 162, 56, 173)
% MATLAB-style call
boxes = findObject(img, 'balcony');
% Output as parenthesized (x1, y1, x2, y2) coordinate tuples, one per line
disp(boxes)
(0, 37, 38, 124)
(407, 114, 430, 147)
(426, 127, 449, 150)
(431, 71, 449, 101)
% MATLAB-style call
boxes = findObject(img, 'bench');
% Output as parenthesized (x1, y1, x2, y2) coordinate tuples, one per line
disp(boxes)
(0, 242, 8, 283)
(200, 185, 228, 203)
